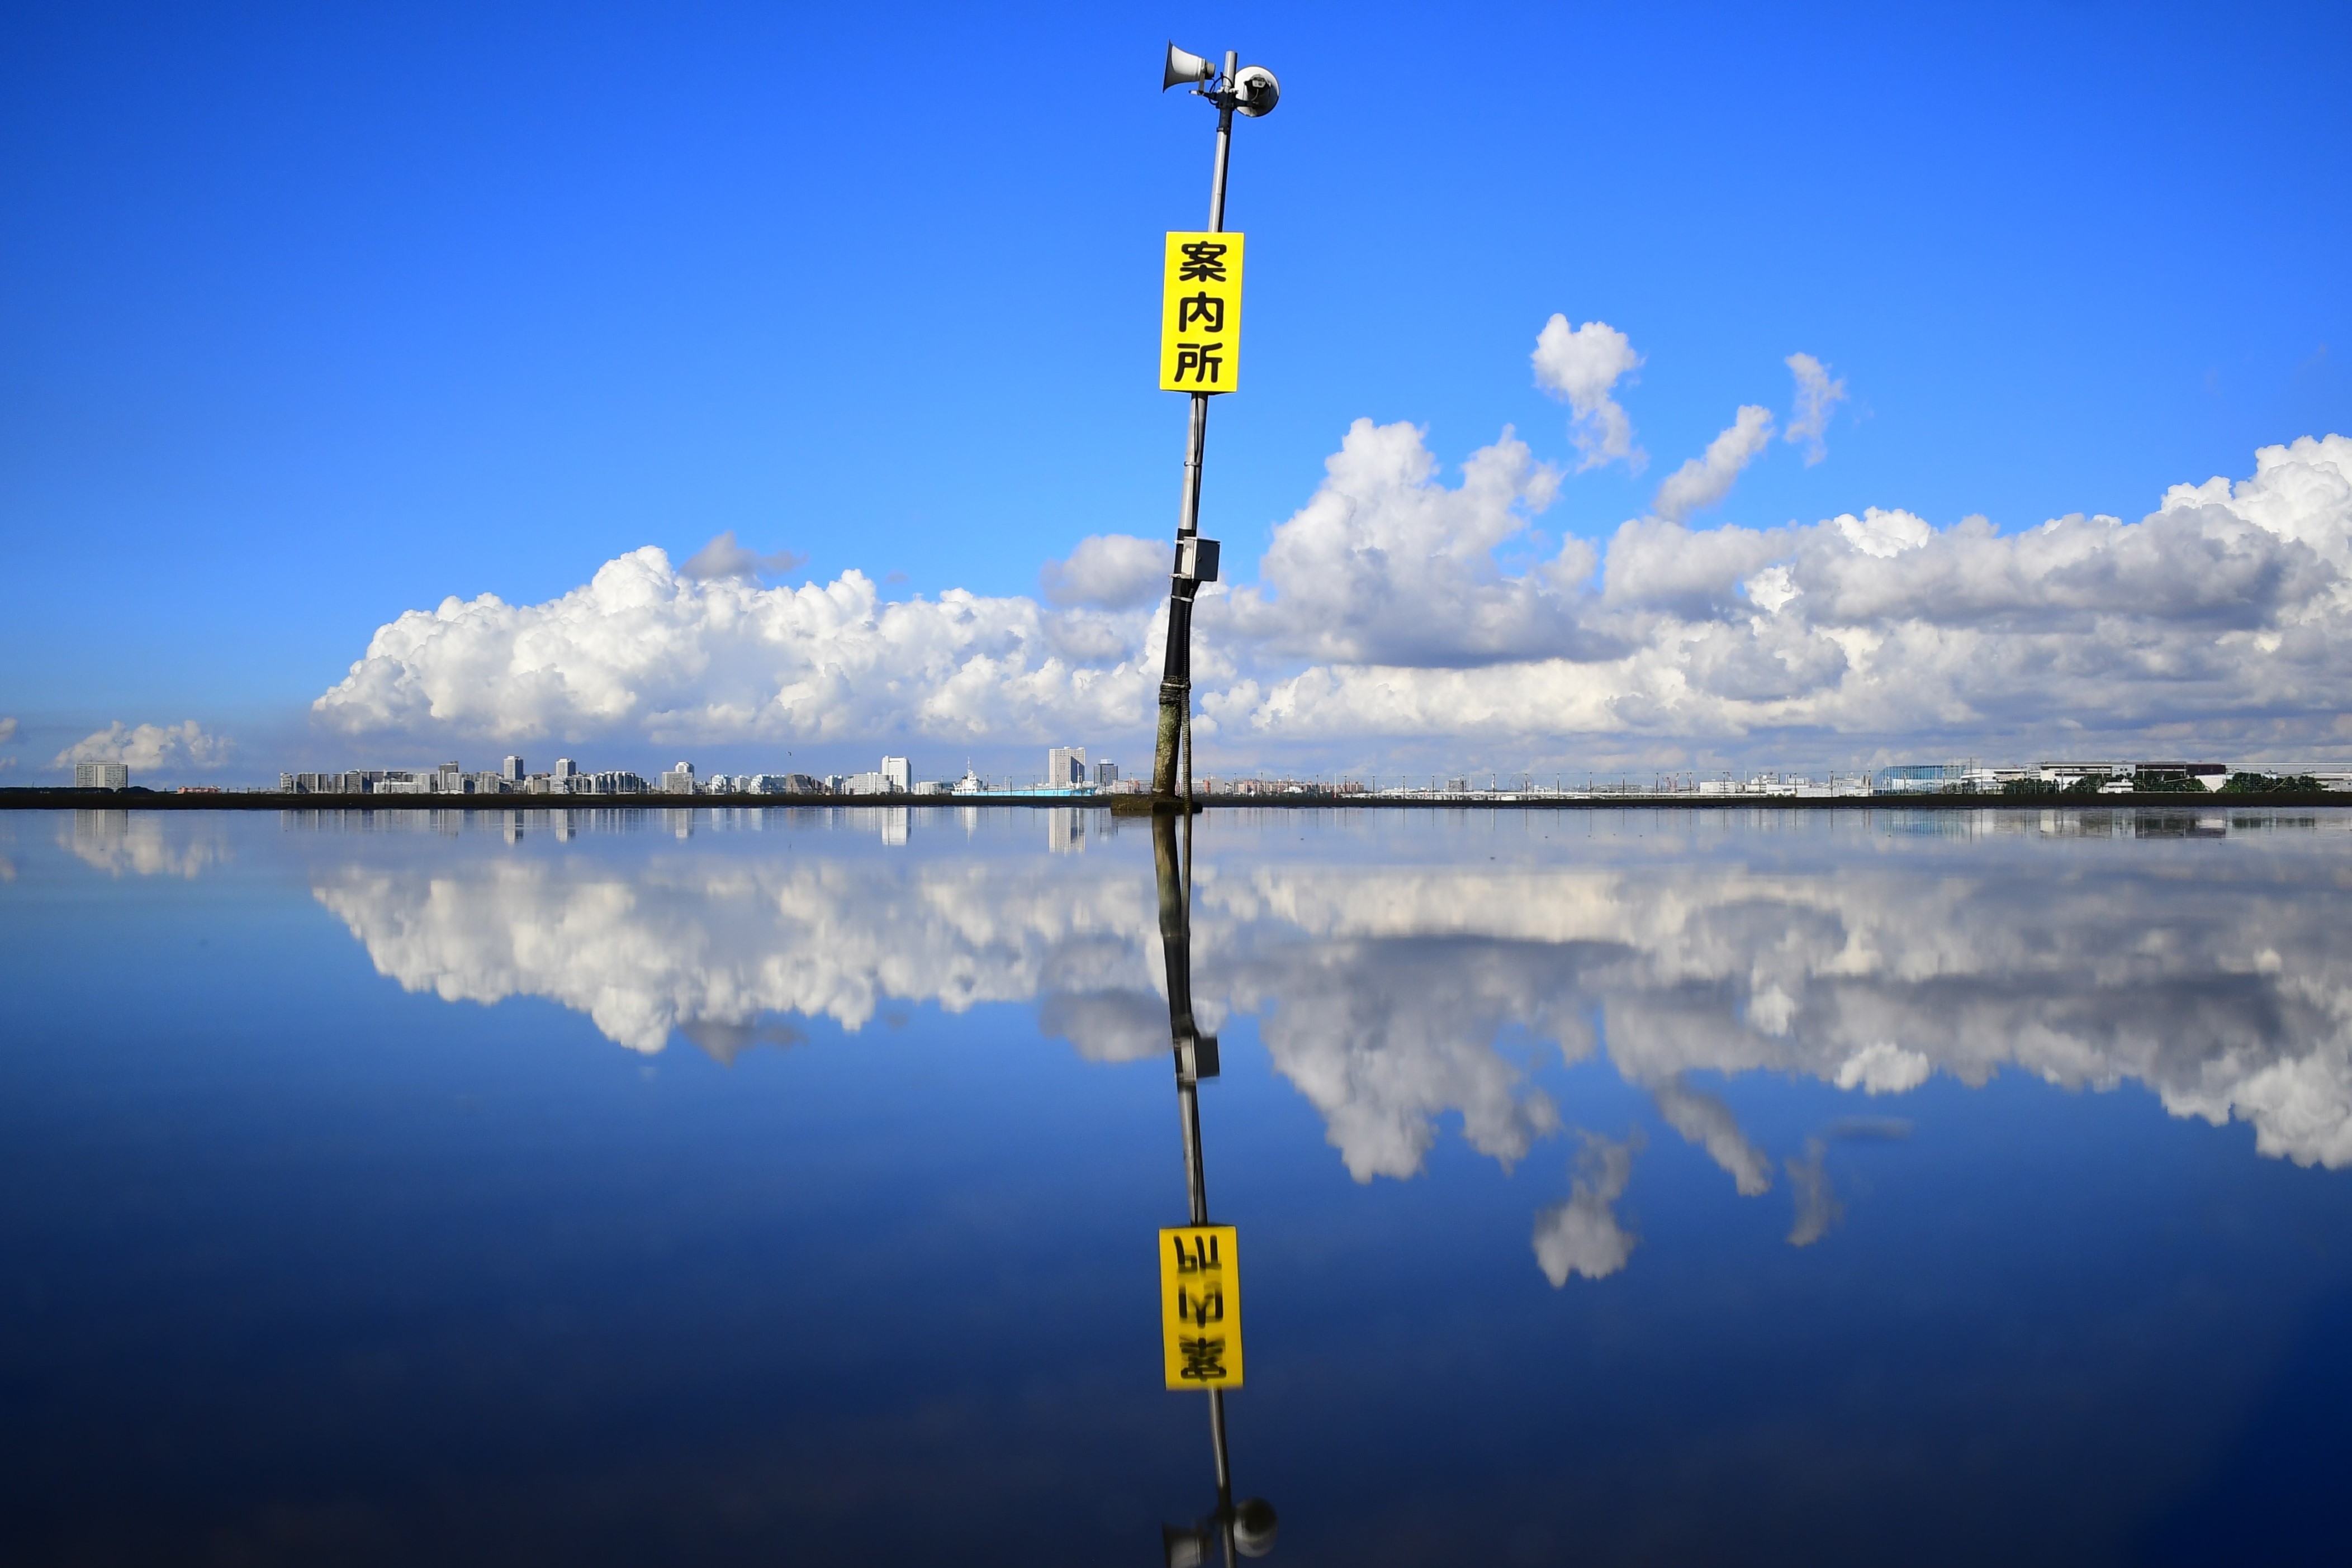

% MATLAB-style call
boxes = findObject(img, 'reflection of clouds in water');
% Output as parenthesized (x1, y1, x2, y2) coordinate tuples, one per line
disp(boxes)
(62, 811, 230, 879)
(1205, 843, 2352, 1172)
(1825, 1116, 1913, 1142)
(1836, 1042, 1933, 1095)
(1533, 1133, 1640, 1284)
(1784, 1138, 1841, 1247)
(314, 857, 1157, 1053)
(675, 1018, 807, 1066)
(1036, 990, 1166, 1064)
(312, 816, 2352, 1178)
(1652, 1076, 1773, 1195)
(1223, 938, 1564, 1181)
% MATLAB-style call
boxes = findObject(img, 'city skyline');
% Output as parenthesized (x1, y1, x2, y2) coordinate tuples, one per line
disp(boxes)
(48, 742, 2351, 801)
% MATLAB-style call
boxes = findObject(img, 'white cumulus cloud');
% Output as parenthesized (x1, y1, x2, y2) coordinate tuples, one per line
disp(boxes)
(1652, 405, 1776, 522)
(1219, 420, 1589, 668)
(1784, 352, 1847, 465)
(679, 530, 807, 581)
(52, 720, 233, 772)
(311, 380, 2352, 768)
(1040, 534, 1168, 610)
(1221, 431, 2352, 758)
(1532, 316, 1646, 472)
(314, 552, 1158, 747)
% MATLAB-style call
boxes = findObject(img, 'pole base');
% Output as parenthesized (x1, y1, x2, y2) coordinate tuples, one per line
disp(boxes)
(1110, 795, 1205, 817)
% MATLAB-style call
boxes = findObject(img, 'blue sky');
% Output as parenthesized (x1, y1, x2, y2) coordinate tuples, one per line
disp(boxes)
(4, 2, 2350, 783)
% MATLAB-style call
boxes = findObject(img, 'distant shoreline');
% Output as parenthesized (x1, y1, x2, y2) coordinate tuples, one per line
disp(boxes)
(6, 788, 2347, 813)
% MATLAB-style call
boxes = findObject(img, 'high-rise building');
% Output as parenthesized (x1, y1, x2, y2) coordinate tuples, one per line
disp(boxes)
(661, 762, 698, 795)
(1047, 745, 1087, 788)
(881, 756, 910, 792)
(582, 771, 649, 794)
(1095, 761, 1118, 787)
(502, 755, 525, 782)
(75, 761, 129, 790)
(554, 758, 578, 781)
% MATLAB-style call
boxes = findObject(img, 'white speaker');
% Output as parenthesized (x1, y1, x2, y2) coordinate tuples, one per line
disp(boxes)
(1232, 64, 1279, 117)
(1162, 42, 1215, 92)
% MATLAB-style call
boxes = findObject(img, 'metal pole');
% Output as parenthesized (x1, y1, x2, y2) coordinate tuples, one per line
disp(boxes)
(1151, 55, 1240, 806)
(1207, 51, 1237, 230)
(1183, 705, 1194, 812)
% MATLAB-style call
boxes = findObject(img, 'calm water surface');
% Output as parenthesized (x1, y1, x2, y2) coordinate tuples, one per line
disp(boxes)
(5, 804, 2351, 1565)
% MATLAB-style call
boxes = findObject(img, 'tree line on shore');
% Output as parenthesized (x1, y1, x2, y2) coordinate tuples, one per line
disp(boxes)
(1998, 771, 2324, 797)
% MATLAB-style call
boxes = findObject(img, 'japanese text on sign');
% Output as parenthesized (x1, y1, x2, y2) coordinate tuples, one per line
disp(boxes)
(1159, 1225, 1244, 1389)
(1159, 232, 1245, 394)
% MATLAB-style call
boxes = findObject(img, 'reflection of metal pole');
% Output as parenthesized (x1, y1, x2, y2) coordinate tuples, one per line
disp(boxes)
(1210, 1388, 1236, 1568)
(1155, 806, 1278, 1566)
(1156, 812, 1235, 1564)
(1156, 815, 1209, 1225)
(1152, 53, 1240, 805)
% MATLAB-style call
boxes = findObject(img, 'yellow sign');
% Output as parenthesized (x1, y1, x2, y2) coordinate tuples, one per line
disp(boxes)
(1159, 231, 1245, 393)
(1159, 1224, 1244, 1389)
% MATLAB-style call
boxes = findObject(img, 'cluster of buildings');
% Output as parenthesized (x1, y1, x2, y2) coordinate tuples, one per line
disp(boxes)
(262, 747, 1129, 799)
(679, 758, 961, 796)
(279, 758, 649, 796)
(1046, 746, 1126, 793)
(86, 747, 2345, 801)
(637, 748, 1128, 797)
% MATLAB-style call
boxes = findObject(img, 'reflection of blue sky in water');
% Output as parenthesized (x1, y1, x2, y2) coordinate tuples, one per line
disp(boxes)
(283, 806, 2352, 1281)
(17, 804, 2352, 1562)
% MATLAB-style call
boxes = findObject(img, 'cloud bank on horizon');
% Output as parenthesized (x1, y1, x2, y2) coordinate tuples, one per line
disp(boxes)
(309, 320, 2352, 767)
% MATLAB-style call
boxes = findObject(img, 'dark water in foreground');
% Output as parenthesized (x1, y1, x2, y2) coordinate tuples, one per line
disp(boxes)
(5, 804, 2351, 1566)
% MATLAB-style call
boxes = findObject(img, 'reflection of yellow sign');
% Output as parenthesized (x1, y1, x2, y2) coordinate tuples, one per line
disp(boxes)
(1159, 1225, 1243, 1389)
(1159, 231, 1245, 393)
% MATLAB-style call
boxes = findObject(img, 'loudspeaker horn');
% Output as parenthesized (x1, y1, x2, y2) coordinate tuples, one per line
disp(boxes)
(1232, 64, 1280, 117)
(1162, 42, 1215, 92)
